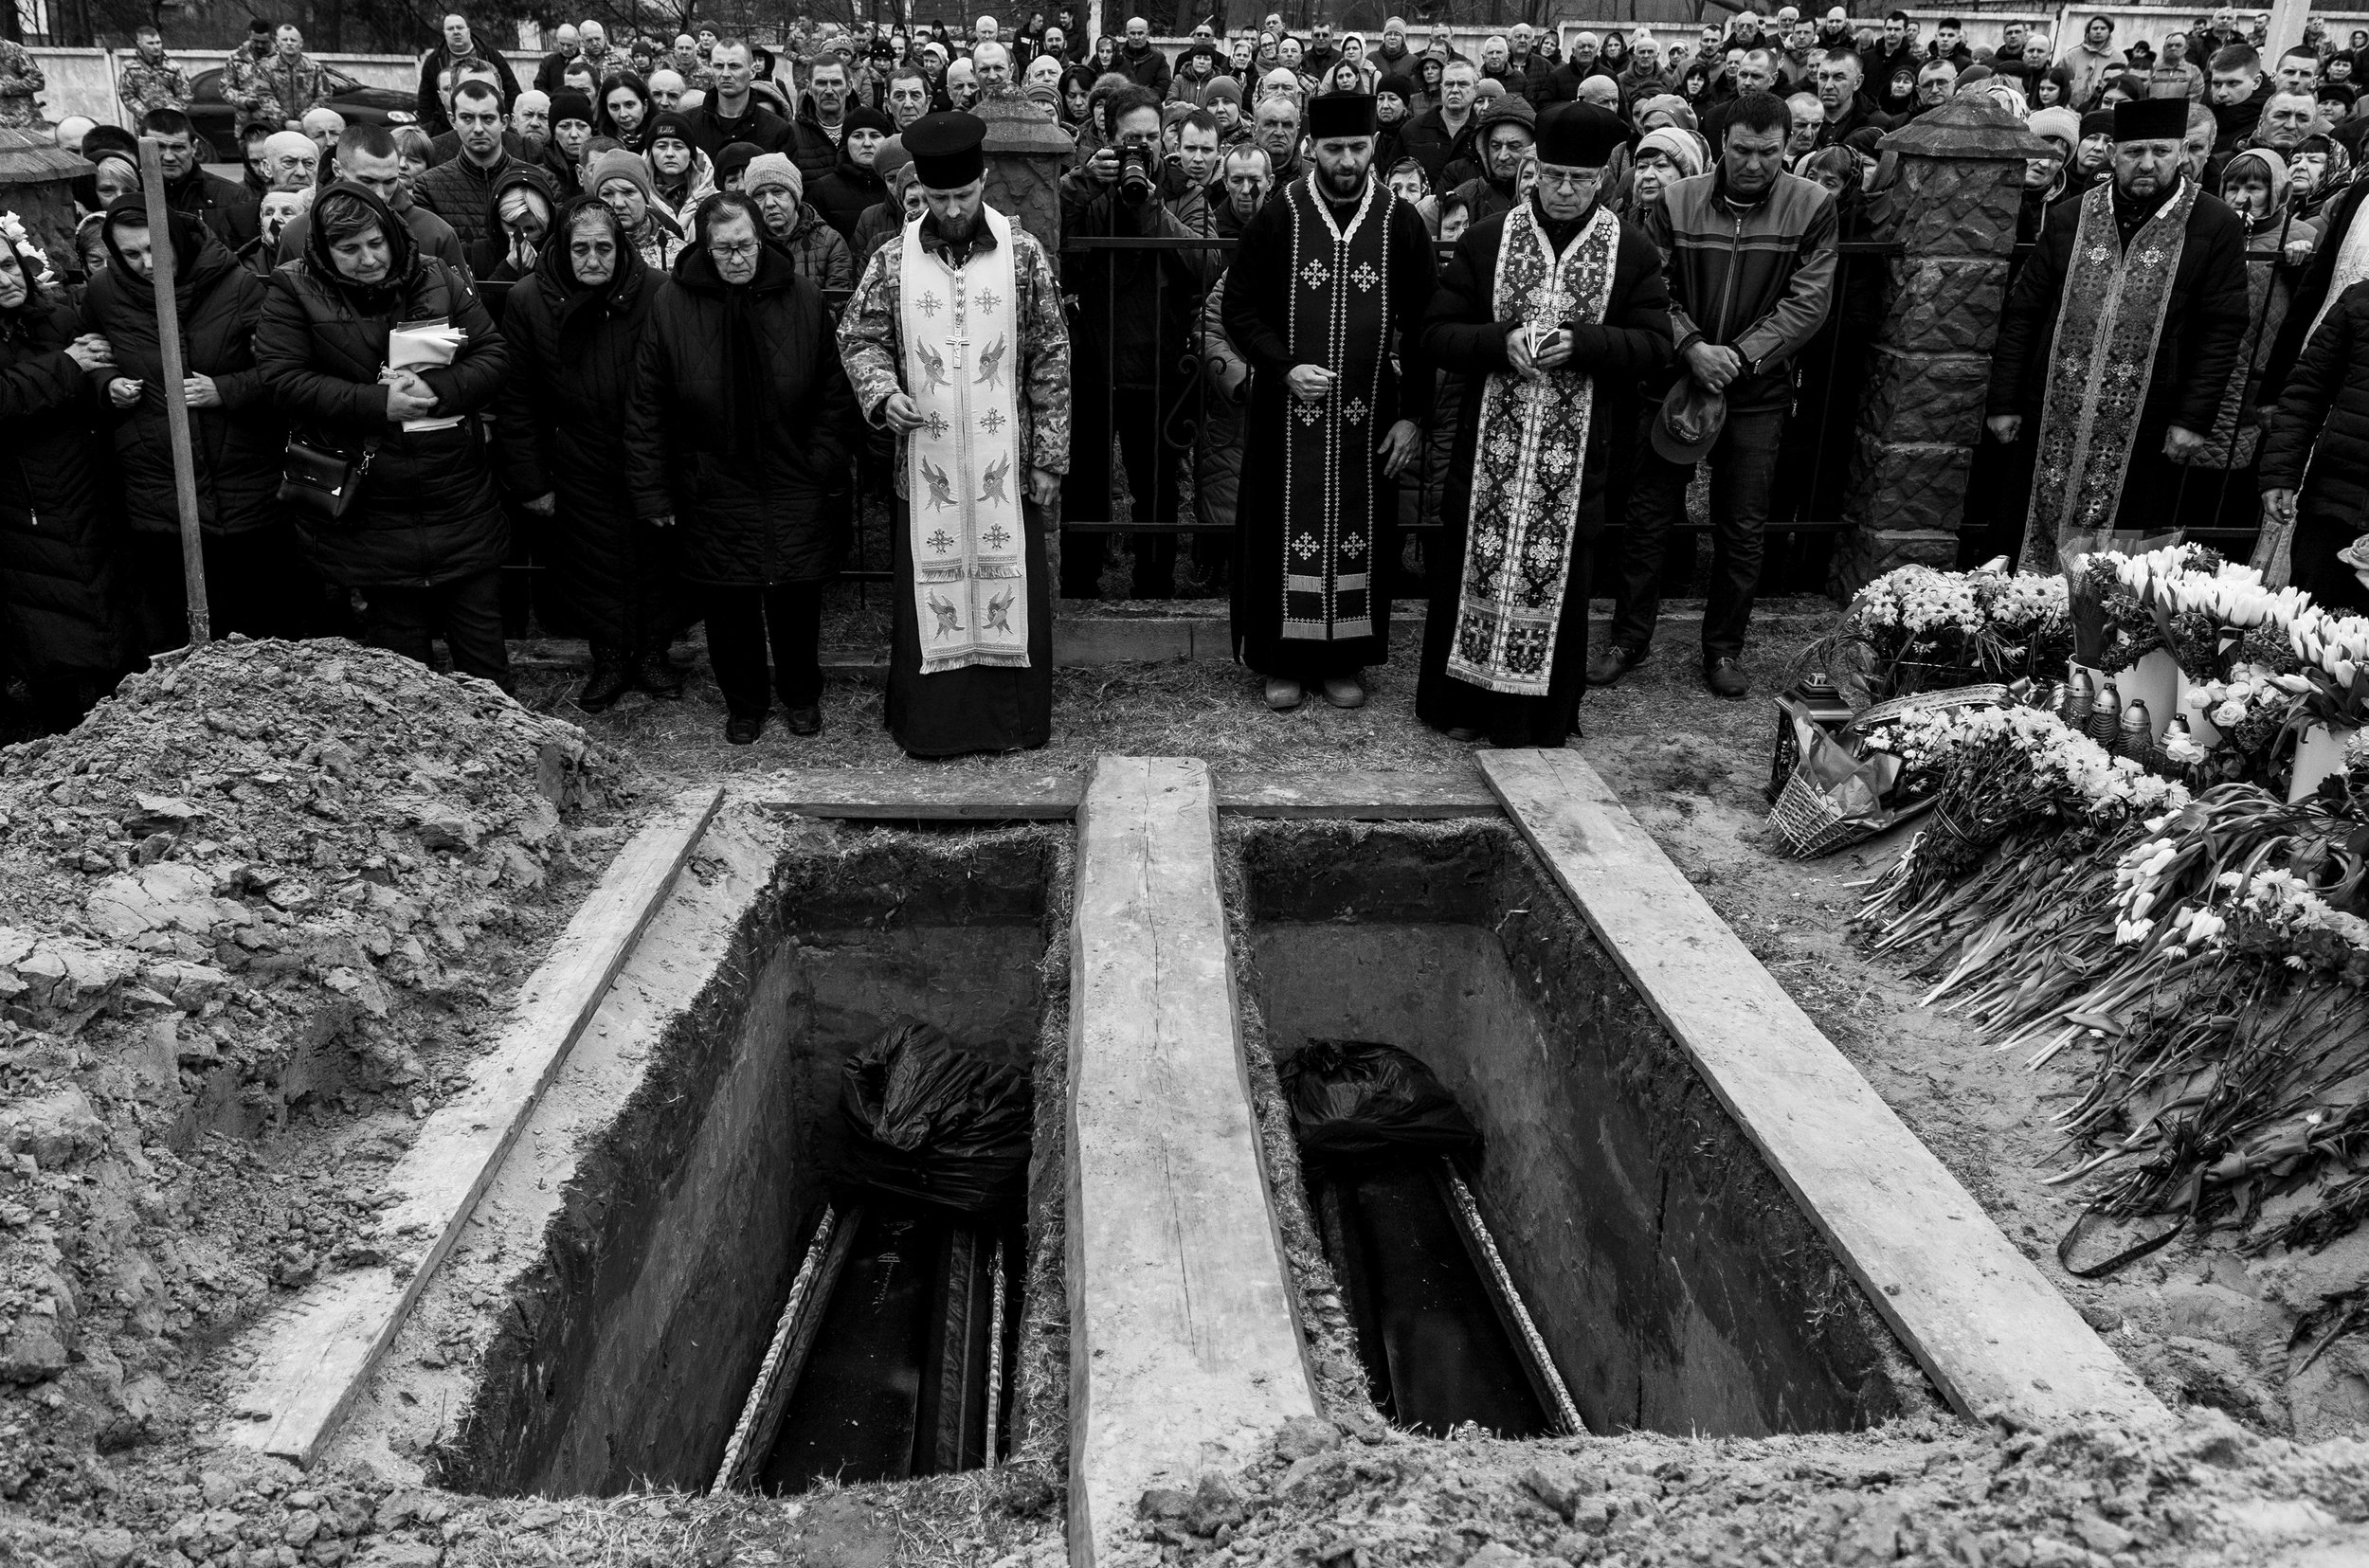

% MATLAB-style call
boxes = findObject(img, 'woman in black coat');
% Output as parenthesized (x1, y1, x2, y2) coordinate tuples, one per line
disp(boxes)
(2260, 280, 2369, 615)
(0, 228, 135, 727)
(497, 196, 677, 710)
(82, 198, 298, 652)
(624, 193, 853, 745)
(1414, 187, 1673, 748)
(252, 182, 513, 686)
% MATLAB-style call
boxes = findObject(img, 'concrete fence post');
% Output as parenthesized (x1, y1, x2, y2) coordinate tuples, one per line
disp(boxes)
(1832, 99, 2048, 595)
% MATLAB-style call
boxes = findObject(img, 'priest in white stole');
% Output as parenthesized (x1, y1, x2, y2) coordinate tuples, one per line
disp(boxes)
(838, 111, 1072, 758)
(1415, 103, 1673, 748)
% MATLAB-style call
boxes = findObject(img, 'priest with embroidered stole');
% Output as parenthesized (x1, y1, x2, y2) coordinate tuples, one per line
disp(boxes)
(838, 111, 1072, 758)
(1987, 94, 2249, 573)
(1415, 103, 1673, 748)
(1221, 90, 1438, 714)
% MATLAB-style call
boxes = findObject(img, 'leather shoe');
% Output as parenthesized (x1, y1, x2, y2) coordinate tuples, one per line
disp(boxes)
(725, 712, 766, 746)
(577, 656, 631, 713)
(1586, 643, 1649, 686)
(637, 649, 685, 700)
(1264, 677, 1304, 711)
(1704, 657, 1748, 699)
(786, 705, 823, 736)
(1320, 676, 1366, 709)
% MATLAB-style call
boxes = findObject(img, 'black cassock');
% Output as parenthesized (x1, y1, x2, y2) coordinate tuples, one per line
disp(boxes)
(1221, 174, 1438, 680)
(1414, 197, 1672, 747)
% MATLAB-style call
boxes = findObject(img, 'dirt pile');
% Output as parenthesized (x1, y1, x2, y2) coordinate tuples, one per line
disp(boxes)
(1119, 1408, 2366, 1568)
(0, 638, 628, 1513)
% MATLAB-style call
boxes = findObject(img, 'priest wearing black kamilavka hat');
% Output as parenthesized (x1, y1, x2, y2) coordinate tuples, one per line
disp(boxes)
(1987, 93, 2249, 572)
(1221, 91, 1439, 714)
(1413, 103, 1674, 748)
(836, 110, 1073, 757)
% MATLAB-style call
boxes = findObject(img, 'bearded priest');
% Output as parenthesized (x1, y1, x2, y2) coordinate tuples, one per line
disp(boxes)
(838, 111, 1072, 758)
(1221, 90, 1438, 714)
(1415, 103, 1673, 748)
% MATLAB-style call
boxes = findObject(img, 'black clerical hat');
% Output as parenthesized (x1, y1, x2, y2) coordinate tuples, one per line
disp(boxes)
(2112, 96, 2188, 143)
(1535, 103, 1628, 169)
(1308, 92, 1378, 138)
(906, 110, 988, 189)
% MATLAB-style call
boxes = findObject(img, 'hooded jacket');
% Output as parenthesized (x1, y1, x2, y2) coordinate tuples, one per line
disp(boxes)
(81, 201, 283, 537)
(623, 209, 855, 585)
(495, 198, 668, 640)
(251, 182, 511, 586)
(464, 163, 564, 282)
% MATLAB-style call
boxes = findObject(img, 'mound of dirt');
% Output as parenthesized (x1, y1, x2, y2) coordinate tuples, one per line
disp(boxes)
(0, 638, 629, 1510)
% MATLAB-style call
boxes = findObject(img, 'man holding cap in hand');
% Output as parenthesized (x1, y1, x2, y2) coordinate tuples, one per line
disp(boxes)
(1593, 87, 1837, 700)
(1416, 103, 1673, 748)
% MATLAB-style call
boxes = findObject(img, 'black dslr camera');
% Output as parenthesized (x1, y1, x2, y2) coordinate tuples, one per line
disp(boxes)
(1116, 144, 1157, 203)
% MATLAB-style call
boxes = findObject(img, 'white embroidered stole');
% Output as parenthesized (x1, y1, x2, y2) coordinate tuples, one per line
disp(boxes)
(899, 206, 1030, 674)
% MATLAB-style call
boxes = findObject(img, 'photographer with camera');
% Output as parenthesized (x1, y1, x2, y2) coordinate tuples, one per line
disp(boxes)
(1058, 84, 1218, 599)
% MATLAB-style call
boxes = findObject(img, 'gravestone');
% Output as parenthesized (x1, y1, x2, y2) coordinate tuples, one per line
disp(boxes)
(972, 87, 1071, 259)
(1832, 99, 2048, 594)
(0, 127, 92, 282)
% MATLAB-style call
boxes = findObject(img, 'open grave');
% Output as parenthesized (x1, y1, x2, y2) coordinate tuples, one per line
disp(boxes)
(205, 755, 2166, 1567)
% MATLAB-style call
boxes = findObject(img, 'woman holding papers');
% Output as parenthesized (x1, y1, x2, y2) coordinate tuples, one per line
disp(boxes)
(254, 181, 513, 688)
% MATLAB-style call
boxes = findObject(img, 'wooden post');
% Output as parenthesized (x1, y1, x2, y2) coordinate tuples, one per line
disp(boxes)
(2266, 0, 2311, 57)
(136, 135, 210, 648)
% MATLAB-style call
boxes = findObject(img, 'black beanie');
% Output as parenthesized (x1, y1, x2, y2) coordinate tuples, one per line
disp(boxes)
(643, 109, 696, 149)
(842, 104, 895, 137)
(551, 89, 596, 127)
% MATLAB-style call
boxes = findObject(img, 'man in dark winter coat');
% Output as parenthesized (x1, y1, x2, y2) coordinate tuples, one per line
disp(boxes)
(252, 182, 513, 686)
(498, 196, 677, 709)
(807, 105, 895, 238)
(1988, 95, 2249, 571)
(81, 200, 294, 649)
(415, 12, 521, 137)
(2259, 280, 2369, 612)
(415, 80, 533, 251)
(688, 38, 798, 156)
(1113, 15, 1172, 94)
(1418, 103, 1671, 748)
(146, 108, 259, 249)
(625, 192, 854, 744)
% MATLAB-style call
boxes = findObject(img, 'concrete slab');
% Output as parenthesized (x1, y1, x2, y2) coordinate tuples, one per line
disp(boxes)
(217, 787, 726, 1466)
(745, 766, 1497, 822)
(1068, 758, 1319, 1565)
(1479, 749, 2169, 1430)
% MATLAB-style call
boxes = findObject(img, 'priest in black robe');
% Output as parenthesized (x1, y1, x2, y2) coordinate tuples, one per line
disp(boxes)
(1221, 91, 1438, 712)
(1416, 103, 1673, 748)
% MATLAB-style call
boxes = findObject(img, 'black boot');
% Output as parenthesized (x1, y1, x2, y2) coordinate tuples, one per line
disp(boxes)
(577, 643, 632, 712)
(636, 645, 684, 700)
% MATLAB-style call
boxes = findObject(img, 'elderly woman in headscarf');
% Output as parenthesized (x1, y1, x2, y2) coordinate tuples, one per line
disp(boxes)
(2292, 134, 2352, 222)
(497, 195, 677, 709)
(82, 195, 293, 649)
(588, 147, 686, 272)
(742, 153, 852, 290)
(0, 210, 132, 727)
(642, 109, 717, 230)
(252, 182, 512, 686)
(624, 191, 854, 744)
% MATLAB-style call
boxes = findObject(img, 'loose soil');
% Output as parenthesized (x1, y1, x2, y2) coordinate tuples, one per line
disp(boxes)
(1, 598, 2362, 1567)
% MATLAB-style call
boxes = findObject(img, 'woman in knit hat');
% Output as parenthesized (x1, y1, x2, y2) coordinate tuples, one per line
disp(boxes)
(741, 153, 852, 289)
(713, 139, 765, 192)
(807, 104, 896, 241)
(589, 147, 686, 270)
(642, 109, 717, 230)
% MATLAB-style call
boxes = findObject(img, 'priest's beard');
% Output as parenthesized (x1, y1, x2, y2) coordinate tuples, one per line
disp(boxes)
(1317, 158, 1370, 203)
(935, 207, 982, 243)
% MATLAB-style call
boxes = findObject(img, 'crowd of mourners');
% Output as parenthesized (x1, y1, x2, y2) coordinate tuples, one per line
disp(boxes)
(6, 6, 2369, 752)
